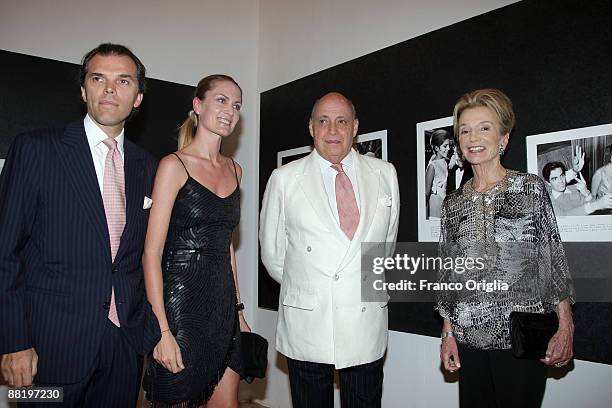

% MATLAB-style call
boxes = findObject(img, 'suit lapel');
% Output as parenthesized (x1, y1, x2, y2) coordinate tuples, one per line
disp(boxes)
(113, 140, 145, 265)
(353, 153, 380, 240)
(296, 152, 339, 233)
(55, 121, 110, 250)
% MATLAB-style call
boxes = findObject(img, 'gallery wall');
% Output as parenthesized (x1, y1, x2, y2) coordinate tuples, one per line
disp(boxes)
(0, 50, 195, 159)
(257, 0, 612, 406)
(260, 0, 612, 356)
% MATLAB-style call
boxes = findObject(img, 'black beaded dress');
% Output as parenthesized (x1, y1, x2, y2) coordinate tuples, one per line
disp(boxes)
(143, 153, 243, 407)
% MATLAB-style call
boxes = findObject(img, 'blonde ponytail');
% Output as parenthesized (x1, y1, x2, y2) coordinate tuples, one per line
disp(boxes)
(177, 110, 198, 149)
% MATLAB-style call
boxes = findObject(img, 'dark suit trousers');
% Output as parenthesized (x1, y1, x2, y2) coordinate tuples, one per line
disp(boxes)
(286, 356, 384, 408)
(458, 345, 547, 408)
(19, 321, 142, 408)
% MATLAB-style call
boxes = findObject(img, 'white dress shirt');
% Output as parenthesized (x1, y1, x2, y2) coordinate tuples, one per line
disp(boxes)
(315, 148, 361, 223)
(84, 114, 125, 194)
(454, 167, 465, 190)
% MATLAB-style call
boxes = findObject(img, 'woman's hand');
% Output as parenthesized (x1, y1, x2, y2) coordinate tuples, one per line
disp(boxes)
(153, 331, 184, 373)
(440, 336, 461, 373)
(448, 151, 460, 169)
(541, 324, 574, 367)
(239, 313, 251, 332)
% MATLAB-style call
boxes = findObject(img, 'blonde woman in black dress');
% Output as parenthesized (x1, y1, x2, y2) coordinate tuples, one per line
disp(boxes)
(143, 75, 250, 407)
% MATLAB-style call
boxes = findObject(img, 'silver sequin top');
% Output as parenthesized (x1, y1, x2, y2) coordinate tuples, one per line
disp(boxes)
(436, 170, 574, 349)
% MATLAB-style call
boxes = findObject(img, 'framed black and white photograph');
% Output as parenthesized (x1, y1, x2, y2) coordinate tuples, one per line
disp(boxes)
(276, 130, 388, 168)
(277, 145, 312, 167)
(527, 123, 612, 241)
(417, 116, 471, 241)
(355, 130, 387, 161)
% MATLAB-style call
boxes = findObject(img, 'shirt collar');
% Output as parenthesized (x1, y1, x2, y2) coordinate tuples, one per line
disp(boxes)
(84, 114, 125, 155)
(315, 148, 355, 172)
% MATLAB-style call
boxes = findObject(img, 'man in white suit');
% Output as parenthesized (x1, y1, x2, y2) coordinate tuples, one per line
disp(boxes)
(260, 92, 400, 407)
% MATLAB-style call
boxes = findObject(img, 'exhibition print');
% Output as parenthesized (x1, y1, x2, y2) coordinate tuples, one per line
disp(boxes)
(526, 123, 612, 241)
(417, 117, 470, 242)
(277, 130, 388, 168)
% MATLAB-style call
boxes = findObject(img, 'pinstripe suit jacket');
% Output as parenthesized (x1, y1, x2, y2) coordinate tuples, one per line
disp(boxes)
(0, 121, 161, 383)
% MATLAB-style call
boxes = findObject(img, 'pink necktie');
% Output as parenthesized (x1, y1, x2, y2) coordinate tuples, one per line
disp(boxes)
(102, 138, 125, 327)
(331, 163, 360, 240)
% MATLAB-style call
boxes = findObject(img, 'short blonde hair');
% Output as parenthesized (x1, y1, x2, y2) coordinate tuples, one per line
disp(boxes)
(452, 89, 515, 141)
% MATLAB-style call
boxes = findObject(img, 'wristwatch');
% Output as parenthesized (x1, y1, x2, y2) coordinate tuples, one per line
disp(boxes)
(441, 331, 455, 339)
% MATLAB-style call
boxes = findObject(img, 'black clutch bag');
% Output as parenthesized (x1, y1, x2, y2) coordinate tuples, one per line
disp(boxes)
(241, 331, 268, 383)
(510, 311, 558, 359)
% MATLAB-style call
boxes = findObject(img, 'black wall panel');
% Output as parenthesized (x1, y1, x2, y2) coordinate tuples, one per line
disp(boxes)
(0, 49, 194, 159)
(259, 0, 612, 363)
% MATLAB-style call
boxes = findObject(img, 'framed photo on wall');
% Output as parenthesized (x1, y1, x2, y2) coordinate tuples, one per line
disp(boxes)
(276, 130, 388, 168)
(526, 123, 612, 241)
(417, 116, 463, 242)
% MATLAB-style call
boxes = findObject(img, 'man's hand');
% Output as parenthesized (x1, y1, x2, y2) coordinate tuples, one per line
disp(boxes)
(572, 145, 585, 173)
(574, 172, 591, 198)
(1, 348, 38, 387)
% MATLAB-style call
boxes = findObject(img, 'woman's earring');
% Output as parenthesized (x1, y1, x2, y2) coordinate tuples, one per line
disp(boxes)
(498, 144, 505, 156)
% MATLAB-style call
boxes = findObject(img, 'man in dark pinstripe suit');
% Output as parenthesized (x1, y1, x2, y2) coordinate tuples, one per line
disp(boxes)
(0, 43, 160, 407)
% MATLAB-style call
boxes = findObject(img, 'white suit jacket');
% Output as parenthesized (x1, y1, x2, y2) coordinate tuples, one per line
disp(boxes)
(259, 149, 400, 368)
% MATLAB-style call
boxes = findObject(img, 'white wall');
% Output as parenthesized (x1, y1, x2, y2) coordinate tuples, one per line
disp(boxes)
(259, 0, 518, 91)
(256, 1, 612, 408)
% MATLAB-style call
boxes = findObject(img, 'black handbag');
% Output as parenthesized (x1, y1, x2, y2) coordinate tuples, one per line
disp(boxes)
(509, 311, 558, 359)
(241, 331, 268, 383)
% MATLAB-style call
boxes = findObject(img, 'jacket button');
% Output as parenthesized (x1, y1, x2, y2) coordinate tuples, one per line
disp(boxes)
(362, 307, 367, 312)
(112, 267, 118, 273)
(334, 274, 339, 281)
(103, 302, 110, 310)
(307, 246, 311, 252)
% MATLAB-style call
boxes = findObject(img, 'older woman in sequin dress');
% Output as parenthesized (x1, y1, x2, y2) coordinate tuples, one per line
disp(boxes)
(436, 89, 575, 408)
